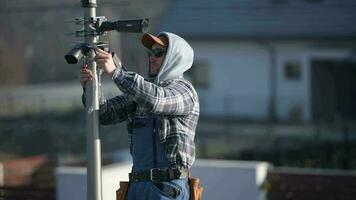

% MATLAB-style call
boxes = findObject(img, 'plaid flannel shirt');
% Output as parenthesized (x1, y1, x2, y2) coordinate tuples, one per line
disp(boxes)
(97, 69, 200, 169)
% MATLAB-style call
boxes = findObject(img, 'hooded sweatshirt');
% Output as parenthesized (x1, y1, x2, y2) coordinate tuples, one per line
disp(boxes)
(153, 32, 194, 84)
(100, 32, 200, 168)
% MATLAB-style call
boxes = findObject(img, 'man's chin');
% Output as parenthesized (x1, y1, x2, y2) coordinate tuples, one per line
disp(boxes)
(149, 73, 157, 77)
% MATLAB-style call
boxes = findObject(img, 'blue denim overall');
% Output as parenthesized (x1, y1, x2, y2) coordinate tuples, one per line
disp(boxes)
(126, 115, 189, 200)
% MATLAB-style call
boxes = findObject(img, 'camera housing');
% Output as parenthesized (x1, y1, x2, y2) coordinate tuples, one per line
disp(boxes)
(64, 42, 109, 64)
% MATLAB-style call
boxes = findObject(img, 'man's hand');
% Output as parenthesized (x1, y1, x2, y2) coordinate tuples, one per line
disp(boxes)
(79, 65, 93, 87)
(95, 48, 118, 77)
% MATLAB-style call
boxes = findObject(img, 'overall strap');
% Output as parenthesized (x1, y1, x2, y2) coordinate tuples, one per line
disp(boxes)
(152, 116, 158, 168)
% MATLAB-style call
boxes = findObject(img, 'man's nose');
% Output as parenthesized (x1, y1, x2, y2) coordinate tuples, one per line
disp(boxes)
(149, 56, 156, 62)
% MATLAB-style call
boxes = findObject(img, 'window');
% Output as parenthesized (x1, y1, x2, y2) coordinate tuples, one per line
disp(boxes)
(284, 61, 301, 80)
(185, 61, 210, 88)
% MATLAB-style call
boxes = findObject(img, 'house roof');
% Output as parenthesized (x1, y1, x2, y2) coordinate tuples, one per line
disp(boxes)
(159, 0, 356, 39)
(2, 155, 48, 186)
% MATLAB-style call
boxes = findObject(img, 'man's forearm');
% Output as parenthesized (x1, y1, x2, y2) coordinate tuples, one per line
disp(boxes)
(112, 69, 197, 115)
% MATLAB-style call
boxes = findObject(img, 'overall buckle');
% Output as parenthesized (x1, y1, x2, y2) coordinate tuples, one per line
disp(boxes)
(150, 168, 161, 182)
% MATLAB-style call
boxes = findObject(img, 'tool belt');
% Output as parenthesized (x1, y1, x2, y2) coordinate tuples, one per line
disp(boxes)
(116, 117, 202, 199)
(116, 181, 129, 200)
(129, 168, 189, 182)
(116, 169, 203, 200)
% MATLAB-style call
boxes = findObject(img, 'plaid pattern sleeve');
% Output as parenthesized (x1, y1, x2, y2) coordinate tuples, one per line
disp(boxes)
(98, 94, 136, 125)
(82, 87, 135, 125)
(112, 69, 196, 116)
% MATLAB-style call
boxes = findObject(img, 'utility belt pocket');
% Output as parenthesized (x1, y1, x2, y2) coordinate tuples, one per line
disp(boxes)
(189, 177, 203, 200)
(116, 181, 129, 200)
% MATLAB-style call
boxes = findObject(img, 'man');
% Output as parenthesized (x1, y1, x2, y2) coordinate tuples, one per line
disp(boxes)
(79, 32, 200, 199)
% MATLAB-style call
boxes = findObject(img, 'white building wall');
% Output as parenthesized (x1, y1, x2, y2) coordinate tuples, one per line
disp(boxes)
(189, 40, 355, 122)
(55, 162, 131, 200)
(55, 167, 87, 200)
(274, 42, 311, 121)
(274, 42, 353, 122)
(191, 160, 270, 200)
(101, 163, 131, 200)
(190, 41, 270, 119)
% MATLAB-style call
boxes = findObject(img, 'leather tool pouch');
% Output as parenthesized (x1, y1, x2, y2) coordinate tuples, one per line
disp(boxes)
(116, 181, 129, 200)
(189, 177, 203, 200)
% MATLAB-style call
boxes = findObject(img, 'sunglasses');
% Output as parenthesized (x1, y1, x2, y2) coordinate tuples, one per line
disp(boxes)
(147, 48, 166, 57)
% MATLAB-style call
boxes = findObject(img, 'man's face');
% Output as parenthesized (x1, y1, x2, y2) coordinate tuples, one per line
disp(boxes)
(149, 43, 166, 77)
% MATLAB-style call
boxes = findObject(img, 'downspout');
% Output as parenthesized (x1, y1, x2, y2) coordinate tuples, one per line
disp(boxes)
(269, 45, 277, 122)
(259, 41, 277, 122)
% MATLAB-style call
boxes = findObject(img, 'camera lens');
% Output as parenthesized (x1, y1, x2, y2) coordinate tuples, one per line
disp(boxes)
(65, 48, 83, 64)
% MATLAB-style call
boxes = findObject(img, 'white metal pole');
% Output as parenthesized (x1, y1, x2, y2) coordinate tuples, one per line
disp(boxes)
(82, 0, 102, 200)
(0, 162, 4, 186)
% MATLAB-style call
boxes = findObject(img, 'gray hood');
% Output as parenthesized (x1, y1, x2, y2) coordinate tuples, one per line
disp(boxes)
(154, 32, 194, 84)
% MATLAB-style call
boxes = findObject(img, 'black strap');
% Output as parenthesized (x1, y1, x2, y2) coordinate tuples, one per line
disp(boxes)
(129, 168, 189, 182)
(152, 116, 157, 168)
(129, 115, 191, 183)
